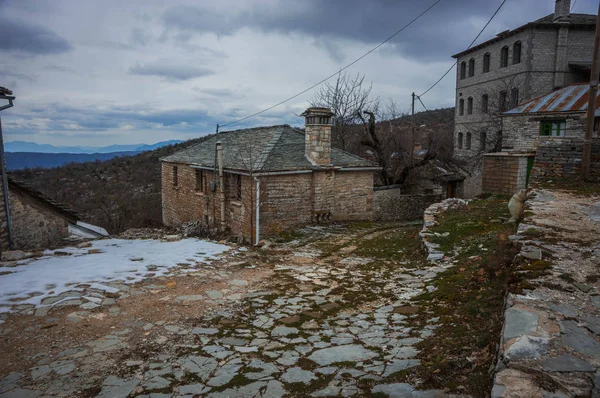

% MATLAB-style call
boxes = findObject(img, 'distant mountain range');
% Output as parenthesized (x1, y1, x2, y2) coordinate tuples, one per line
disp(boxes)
(4, 140, 184, 170)
(5, 140, 183, 154)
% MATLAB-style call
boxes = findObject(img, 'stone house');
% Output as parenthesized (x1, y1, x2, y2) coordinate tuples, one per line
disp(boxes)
(482, 82, 600, 194)
(161, 108, 379, 243)
(452, 0, 596, 197)
(0, 177, 97, 252)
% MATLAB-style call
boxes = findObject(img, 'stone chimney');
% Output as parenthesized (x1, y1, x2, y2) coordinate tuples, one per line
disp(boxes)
(553, 0, 571, 21)
(302, 107, 334, 166)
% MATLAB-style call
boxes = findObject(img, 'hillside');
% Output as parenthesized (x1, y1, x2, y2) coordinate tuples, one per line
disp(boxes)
(10, 108, 454, 234)
(10, 137, 211, 234)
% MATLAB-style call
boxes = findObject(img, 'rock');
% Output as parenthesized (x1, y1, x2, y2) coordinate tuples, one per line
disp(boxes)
(281, 367, 316, 384)
(97, 376, 140, 398)
(192, 327, 219, 335)
(382, 360, 420, 377)
(263, 380, 286, 398)
(521, 246, 542, 260)
(34, 307, 49, 317)
(180, 356, 218, 381)
(178, 383, 211, 396)
(280, 315, 300, 324)
(229, 279, 248, 286)
(574, 283, 593, 293)
(0, 388, 42, 398)
(177, 295, 204, 303)
(540, 354, 595, 372)
(1, 250, 27, 262)
(503, 308, 539, 341)
(371, 383, 416, 398)
(505, 335, 550, 360)
(276, 351, 299, 366)
(207, 381, 266, 398)
(76, 242, 93, 248)
(393, 306, 419, 315)
(592, 296, 600, 308)
(143, 376, 170, 390)
(308, 345, 378, 366)
(561, 320, 600, 360)
(205, 290, 223, 300)
(30, 365, 51, 379)
(508, 189, 527, 222)
(207, 359, 243, 387)
(271, 326, 298, 337)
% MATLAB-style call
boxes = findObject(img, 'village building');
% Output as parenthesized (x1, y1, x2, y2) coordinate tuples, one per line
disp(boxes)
(482, 83, 600, 194)
(0, 177, 107, 253)
(160, 107, 379, 243)
(452, 0, 596, 197)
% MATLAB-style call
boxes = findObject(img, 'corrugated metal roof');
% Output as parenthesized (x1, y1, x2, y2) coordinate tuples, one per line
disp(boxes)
(504, 83, 600, 116)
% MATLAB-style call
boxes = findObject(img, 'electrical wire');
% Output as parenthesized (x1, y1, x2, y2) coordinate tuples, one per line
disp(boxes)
(419, 0, 507, 97)
(218, 0, 443, 129)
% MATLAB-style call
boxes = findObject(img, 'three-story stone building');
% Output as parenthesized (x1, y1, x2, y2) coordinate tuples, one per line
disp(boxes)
(452, 0, 595, 197)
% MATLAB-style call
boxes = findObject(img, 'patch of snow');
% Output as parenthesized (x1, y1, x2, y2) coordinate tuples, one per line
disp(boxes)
(0, 238, 229, 313)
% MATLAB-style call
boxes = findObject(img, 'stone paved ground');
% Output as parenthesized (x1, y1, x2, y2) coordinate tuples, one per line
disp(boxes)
(0, 223, 468, 398)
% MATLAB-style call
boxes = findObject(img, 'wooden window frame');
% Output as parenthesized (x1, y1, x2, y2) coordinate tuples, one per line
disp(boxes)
(467, 97, 473, 115)
(540, 120, 566, 137)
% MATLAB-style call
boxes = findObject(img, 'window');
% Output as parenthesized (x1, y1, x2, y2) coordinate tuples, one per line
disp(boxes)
(172, 166, 178, 186)
(510, 88, 519, 109)
(468, 58, 475, 77)
(499, 91, 507, 111)
(234, 174, 242, 200)
(481, 94, 489, 113)
(500, 46, 509, 68)
(480, 131, 487, 150)
(540, 120, 566, 137)
(195, 169, 205, 192)
(483, 53, 491, 73)
(460, 61, 466, 80)
(459, 98, 465, 116)
(466, 132, 472, 150)
(513, 41, 521, 65)
(458, 132, 464, 149)
(467, 97, 473, 115)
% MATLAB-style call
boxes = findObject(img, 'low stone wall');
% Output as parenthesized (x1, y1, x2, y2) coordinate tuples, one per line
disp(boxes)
(531, 137, 600, 182)
(373, 186, 441, 222)
(419, 198, 468, 262)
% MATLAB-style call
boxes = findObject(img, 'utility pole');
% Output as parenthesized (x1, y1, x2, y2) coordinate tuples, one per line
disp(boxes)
(0, 87, 14, 251)
(411, 92, 415, 167)
(582, 0, 600, 180)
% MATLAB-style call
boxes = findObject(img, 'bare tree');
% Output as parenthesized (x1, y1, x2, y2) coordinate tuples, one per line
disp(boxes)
(310, 72, 376, 150)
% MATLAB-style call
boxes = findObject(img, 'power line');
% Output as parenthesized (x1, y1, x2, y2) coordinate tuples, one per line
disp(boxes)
(417, 95, 428, 111)
(218, 0, 443, 129)
(419, 0, 507, 97)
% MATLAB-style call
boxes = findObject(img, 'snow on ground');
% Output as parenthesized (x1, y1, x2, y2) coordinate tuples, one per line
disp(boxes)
(0, 238, 230, 312)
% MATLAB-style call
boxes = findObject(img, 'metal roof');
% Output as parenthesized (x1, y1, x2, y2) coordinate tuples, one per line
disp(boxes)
(504, 83, 600, 116)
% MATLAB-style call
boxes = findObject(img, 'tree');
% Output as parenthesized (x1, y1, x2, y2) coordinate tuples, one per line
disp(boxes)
(310, 72, 376, 150)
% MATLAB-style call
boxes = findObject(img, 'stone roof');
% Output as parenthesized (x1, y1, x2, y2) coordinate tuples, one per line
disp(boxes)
(161, 125, 377, 172)
(452, 13, 596, 59)
(7, 177, 80, 221)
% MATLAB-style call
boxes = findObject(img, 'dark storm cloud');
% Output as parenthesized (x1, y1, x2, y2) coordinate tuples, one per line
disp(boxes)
(0, 16, 71, 54)
(129, 62, 215, 81)
(162, 0, 539, 61)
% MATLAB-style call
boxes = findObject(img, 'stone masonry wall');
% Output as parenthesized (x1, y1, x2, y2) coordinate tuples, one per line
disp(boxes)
(373, 186, 441, 222)
(531, 137, 600, 182)
(305, 125, 331, 165)
(502, 111, 586, 153)
(162, 162, 375, 241)
(483, 153, 533, 195)
(9, 189, 69, 250)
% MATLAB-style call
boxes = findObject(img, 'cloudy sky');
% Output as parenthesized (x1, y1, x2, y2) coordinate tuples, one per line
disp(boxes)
(0, 0, 597, 146)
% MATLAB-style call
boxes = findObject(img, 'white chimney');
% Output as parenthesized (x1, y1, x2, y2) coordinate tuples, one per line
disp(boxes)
(302, 107, 334, 166)
(553, 0, 571, 21)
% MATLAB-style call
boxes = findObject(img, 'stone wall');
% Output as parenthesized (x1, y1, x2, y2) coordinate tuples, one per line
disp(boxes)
(9, 189, 70, 250)
(162, 161, 375, 242)
(531, 137, 600, 182)
(373, 186, 441, 222)
(483, 153, 534, 195)
(502, 111, 586, 153)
